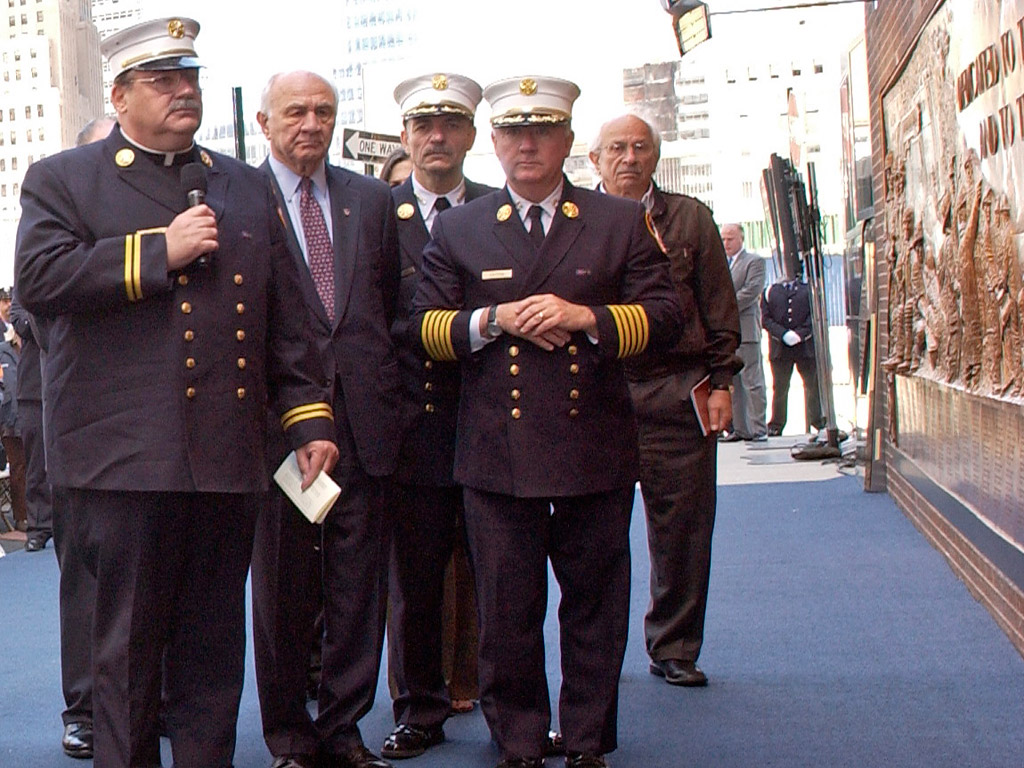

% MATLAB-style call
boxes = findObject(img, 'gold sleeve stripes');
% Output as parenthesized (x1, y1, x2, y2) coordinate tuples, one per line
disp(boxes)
(607, 304, 650, 358)
(421, 309, 459, 361)
(280, 403, 334, 431)
(123, 227, 167, 302)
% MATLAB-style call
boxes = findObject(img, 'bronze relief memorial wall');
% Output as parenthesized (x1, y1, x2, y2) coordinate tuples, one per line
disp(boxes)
(881, 0, 1024, 552)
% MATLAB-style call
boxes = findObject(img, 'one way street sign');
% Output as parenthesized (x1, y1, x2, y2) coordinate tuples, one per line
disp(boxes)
(341, 128, 402, 164)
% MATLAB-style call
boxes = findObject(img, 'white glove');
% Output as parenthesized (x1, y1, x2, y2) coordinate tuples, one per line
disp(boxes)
(782, 330, 801, 346)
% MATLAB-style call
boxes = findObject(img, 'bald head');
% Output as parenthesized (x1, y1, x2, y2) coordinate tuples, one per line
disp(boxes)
(720, 223, 744, 257)
(257, 70, 339, 176)
(589, 114, 660, 201)
(76, 116, 116, 146)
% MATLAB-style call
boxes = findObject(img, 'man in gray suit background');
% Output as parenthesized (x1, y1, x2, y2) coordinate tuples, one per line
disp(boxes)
(719, 223, 767, 442)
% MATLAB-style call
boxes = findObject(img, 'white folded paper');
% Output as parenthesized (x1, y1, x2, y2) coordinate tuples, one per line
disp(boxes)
(273, 451, 341, 525)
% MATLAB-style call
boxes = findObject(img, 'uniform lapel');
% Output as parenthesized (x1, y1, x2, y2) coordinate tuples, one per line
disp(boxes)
(326, 166, 357, 328)
(260, 160, 332, 331)
(202, 149, 229, 224)
(491, 187, 535, 275)
(520, 181, 584, 295)
(395, 177, 430, 269)
(107, 129, 185, 213)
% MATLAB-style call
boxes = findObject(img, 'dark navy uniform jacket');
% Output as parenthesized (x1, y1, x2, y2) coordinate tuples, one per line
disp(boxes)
(413, 179, 683, 498)
(261, 161, 403, 478)
(15, 127, 335, 493)
(761, 279, 816, 361)
(390, 175, 495, 486)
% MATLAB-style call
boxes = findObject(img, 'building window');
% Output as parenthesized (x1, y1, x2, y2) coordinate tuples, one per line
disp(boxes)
(36, 103, 41, 117)
(37, 126, 42, 140)
(25, 128, 31, 141)
(23, 105, 29, 118)
(7, 108, 12, 121)
(34, 9, 39, 21)
(0, 159, 5, 171)
(11, 157, 16, 170)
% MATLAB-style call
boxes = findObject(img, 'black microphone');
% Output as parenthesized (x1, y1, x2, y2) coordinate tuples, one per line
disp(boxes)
(180, 162, 210, 267)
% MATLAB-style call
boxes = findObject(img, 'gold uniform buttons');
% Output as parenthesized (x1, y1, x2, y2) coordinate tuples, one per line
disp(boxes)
(424, 382, 434, 392)
(569, 408, 579, 418)
(184, 330, 194, 341)
(185, 357, 196, 369)
(236, 330, 245, 341)
(181, 301, 192, 314)
(509, 364, 520, 376)
(237, 358, 246, 370)
(568, 345, 578, 355)
(569, 389, 580, 400)
(186, 387, 196, 399)
(234, 274, 243, 285)
(511, 389, 521, 400)
(508, 345, 520, 357)
(570, 363, 580, 374)
(236, 303, 245, 314)
(237, 388, 246, 400)
(511, 408, 522, 420)
(177, 274, 189, 286)
(424, 360, 433, 370)
(425, 403, 436, 413)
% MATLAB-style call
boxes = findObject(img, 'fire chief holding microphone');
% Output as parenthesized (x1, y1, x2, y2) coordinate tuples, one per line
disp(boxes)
(14, 18, 337, 768)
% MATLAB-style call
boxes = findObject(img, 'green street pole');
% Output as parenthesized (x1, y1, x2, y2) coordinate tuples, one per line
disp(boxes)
(232, 87, 246, 162)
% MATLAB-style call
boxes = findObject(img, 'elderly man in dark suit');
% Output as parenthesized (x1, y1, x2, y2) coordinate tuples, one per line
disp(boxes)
(252, 69, 402, 768)
(382, 72, 495, 761)
(15, 19, 338, 768)
(590, 113, 741, 689)
(413, 77, 682, 768)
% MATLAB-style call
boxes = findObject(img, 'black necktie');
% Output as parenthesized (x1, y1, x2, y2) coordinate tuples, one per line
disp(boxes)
(527, 205, 545, 250)
(433, 196, 451, 214)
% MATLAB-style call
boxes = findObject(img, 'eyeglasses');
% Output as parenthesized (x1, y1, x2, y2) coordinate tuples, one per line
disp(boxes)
(602, 141, 654, 158)
(130, 69, 200, 94)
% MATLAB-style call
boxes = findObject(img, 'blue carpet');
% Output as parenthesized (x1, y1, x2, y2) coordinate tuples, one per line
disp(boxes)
(1, 475, 1022, 767)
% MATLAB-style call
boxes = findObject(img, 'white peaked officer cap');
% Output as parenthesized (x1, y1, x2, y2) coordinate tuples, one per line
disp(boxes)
(394, 73, 483, 120)
(100, 17, 201, 78)
(483, 76, 581, 127)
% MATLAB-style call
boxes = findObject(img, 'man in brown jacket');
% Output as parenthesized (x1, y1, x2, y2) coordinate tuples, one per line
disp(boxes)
(591, 113, 741, 687)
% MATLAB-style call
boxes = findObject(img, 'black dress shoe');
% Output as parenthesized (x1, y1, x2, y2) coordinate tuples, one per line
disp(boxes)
(25, 534, 49, 551)
(767, 425, 783, 437)
(271, 756, 316, 768)
(327, 745, 393, 768)
(382, 723, 444, 759)
(62, 722, 94, 759)
(649, 658, 708, 687)
(495, 758, 544, 768)
(718, 431, 744, 443)
(566, 754, 610, 768)
(544, 730, 565, 756)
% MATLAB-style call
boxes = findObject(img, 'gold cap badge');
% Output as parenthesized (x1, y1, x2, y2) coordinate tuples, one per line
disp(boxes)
(199, 149, 213, 167)
(432, 74, 448, 90)
(397, 203, 415, 220)
(168, 19, 185, 39)
(115, 148, 135, 167)
(496, 204, 513, 222)
(561, 201, 579, 219)
(519, 78, 538, 96)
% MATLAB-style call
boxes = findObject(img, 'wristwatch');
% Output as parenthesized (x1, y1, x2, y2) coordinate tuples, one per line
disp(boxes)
(710, 382, 733, 393)
(486, 305, 502, 338)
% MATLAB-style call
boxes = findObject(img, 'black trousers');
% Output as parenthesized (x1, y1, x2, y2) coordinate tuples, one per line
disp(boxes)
(19, 399, 52, 537)
(66, 488, 256, 768)
(251, 485, 323, 756)
(463, 485, 633, 760)
(52, 486, 93, 727)
(387, 482, 468, 728)
(629, 373, 718, 663)
(768, 355, 823, 432)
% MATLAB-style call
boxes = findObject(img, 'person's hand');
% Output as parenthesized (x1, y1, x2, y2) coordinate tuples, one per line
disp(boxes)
(294, 439, 339, 490)
(708, 389, 732, 433)
(782, 330, 801, 346)
(165, 205, 218, 270)
(494, 294, 597, 351)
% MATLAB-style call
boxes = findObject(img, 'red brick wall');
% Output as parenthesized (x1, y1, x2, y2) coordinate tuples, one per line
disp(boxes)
(866, 0, 1024, 659)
